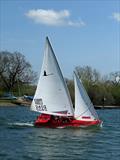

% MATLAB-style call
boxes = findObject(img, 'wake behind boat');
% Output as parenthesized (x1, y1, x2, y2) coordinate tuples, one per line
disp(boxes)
(31, 37, 102, 128)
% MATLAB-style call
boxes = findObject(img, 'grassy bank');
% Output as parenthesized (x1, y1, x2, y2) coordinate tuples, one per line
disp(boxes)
(0, 99, 18, 106)
(0, 99, 31, 107)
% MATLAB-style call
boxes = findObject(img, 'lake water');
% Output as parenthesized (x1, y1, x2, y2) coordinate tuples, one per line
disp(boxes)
(0, 106, 120, 160)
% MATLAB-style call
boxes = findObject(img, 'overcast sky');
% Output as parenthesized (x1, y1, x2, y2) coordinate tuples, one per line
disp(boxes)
(0, 0, 120, 78)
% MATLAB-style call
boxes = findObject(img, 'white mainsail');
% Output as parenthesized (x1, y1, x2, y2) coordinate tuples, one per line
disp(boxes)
(31, 37, 74, 116)
(74, 72, 99, 121)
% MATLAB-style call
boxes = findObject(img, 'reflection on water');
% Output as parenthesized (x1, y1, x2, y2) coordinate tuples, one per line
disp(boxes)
(0, 106, 120, 160)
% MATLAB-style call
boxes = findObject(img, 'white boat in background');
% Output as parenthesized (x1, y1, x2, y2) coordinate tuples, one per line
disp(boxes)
(31, 37, 102, 128)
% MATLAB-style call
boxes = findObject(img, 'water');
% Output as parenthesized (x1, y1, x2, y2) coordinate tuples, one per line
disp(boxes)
(0, 106, 120, 160)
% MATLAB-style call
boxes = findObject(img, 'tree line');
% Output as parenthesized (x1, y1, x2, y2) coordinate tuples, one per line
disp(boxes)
(0, 51, 120, 106)
(67, 66, 120, 106)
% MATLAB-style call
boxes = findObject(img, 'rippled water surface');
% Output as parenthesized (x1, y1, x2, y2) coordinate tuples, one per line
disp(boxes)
(0, 106, 120, 160)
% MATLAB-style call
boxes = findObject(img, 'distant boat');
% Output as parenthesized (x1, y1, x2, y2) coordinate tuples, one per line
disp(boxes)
(31, 37, 102, 128)
(24, 95, 33, 101)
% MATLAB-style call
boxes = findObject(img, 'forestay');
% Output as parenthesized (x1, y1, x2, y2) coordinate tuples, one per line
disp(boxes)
(74, 72, 98, 120)
(31, 37, 74, 116)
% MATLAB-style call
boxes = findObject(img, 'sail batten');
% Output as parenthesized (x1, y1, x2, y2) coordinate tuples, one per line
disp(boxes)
(74, 72, 98, 120)
(31, 37, 74, 116)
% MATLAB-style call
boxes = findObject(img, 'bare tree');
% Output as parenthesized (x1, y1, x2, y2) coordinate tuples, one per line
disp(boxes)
(0, 51, 37, 92)
(75, 66, 101, 83)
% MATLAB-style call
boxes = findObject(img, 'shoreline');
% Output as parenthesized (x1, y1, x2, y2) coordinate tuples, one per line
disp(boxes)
(0, 100, 120, 109)
(0, 102, 18, 107)
(95, 105, 120, 109)
(0, 99, 31, 107)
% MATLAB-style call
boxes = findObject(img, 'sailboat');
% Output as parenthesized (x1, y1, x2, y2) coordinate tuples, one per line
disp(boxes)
(31, 37, 102, 128)
(31, 37, 74, 128)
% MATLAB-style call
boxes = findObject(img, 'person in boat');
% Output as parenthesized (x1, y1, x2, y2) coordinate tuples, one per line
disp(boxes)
(53, 116, 69, 123)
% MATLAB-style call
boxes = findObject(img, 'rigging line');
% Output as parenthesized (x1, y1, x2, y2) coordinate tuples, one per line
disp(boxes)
(117, 27, 120, 74)
(75, 104, 98, 119)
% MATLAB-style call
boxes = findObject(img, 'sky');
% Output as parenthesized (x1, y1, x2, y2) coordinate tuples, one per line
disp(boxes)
(0, 0, 120, 78)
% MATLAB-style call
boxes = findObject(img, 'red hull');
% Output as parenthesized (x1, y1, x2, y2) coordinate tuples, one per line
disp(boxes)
(34, 114, 102, 128)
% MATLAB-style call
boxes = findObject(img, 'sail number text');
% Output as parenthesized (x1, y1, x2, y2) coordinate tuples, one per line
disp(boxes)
(34, 98, 47, 111)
